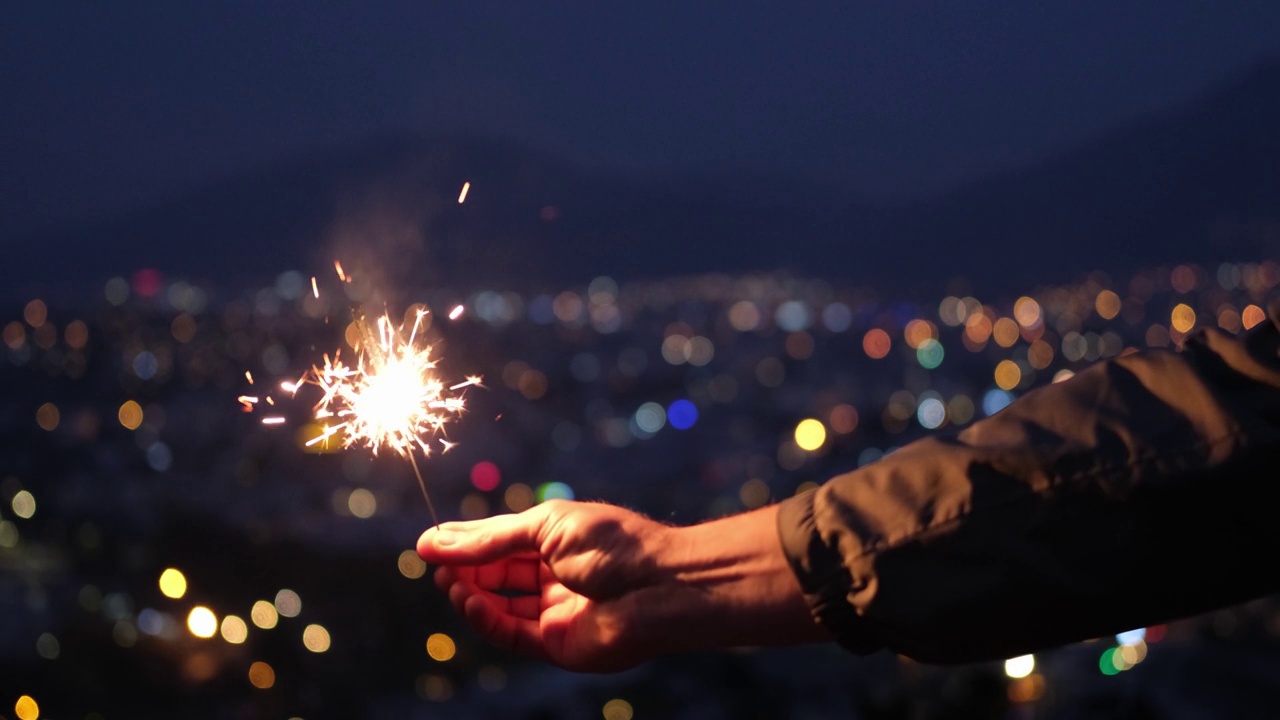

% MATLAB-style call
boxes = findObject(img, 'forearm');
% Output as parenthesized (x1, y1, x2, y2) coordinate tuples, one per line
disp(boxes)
(635, 505, 830, 655)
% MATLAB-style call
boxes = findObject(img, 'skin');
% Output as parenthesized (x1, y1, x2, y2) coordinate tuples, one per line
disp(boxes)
(417, 499, 830, 672)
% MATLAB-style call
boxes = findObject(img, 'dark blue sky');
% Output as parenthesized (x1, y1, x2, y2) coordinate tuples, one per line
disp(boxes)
(4, 2, 1280, 238)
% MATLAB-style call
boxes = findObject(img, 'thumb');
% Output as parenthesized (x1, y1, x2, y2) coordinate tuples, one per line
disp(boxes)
(417, 506, 549, 565)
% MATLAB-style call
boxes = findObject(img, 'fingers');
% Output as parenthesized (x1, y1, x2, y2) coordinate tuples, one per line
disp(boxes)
(434, 559, 543, 594)
(445, 578, 548, 660)
(417, 506, 550, 565)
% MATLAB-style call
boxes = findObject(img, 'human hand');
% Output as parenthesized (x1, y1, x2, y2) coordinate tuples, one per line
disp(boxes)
(417, 500, 826, 672)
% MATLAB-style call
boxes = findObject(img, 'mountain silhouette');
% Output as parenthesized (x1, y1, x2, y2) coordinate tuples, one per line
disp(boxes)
(7, 58, 1280, 307)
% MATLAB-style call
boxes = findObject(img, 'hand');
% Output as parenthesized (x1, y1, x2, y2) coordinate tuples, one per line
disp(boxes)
(417, 500, 827, 673)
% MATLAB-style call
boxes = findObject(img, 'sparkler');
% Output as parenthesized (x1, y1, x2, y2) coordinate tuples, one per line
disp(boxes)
(243, 261, 479, 525)
(298, 307, 481, 525)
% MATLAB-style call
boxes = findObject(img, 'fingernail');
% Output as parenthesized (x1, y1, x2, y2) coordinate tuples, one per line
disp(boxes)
(434, 530, 457, 547)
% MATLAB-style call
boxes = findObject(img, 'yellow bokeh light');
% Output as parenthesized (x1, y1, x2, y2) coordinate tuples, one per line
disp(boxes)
(248, 661, 276, 689)
(303, 624, 331, 653)
(1170, 304, 1196, 333)
(158, 568, 188, 599)
(35, 402, 60, 431)
(15, 695, 39, 720)
(11, 490, 36, 519)
(1095, 290, 1121, 320)
(251, 600, 279, 629)
(187, 606, 218, 638)
(426, 632, 457, 662)
(398, 549, 427, 579)
(23, 299, 48, 328)
(603, 698, 635, 720)
(118, 400, 144, 430)
(793, 418, 827, 452)
(221, 615, 249, 644)
(992, 317, 1020, 348)
(994, 360, 1022, 391)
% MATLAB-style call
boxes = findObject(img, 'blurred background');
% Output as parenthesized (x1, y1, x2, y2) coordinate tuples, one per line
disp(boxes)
(3, 3, 1280, 719)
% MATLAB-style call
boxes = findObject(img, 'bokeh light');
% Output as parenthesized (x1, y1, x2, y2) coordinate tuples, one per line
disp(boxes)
(11, 490, 36, 520)
(602, 698, 634, 720)
(187, 607, 218, 638)
(1004, 654, 1035, 679)
(248, 661, 276, 689)
(302, 624, 331, 653)
(470, 461, 501, 491)
(862, 328, 891, 359)
(426, 632, 456, 662)
(15, 695, 38, 720)
(536, 482, 574, 503)
(275, 589, 302, 618)
(398, 549, 427, 579)
(667, 399, 698, 430)
(118, 400, 144, 430)
(794, 419, 827, 451)
(221, 615, 249, 644)
(158, 568, 188, 599)
(251, 600, 279, 629)
(35, 402, 59, 431)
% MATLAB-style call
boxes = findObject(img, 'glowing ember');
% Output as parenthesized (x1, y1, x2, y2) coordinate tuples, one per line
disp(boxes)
(311, 276, 319, 298)
(261, 416, 286, 425)
(457, 181, 471, 204)
(245, 371, 254, 384)
(448, 305, 465, 321)
(334, 260, 348, 283)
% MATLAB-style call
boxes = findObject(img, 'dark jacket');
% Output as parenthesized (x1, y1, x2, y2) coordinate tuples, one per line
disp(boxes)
(777, 301, 1280, 663)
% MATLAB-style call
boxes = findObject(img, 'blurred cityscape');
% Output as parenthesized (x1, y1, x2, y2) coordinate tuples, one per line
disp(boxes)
(2, 259, 1279, 719)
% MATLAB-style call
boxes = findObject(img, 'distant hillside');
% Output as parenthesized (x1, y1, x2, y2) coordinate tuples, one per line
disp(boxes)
(6, 59, 1280, 306)
(872, 58, 1280, 294)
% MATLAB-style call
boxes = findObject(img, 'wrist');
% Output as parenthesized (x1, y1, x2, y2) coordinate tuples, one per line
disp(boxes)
(638, 505, 826, 654)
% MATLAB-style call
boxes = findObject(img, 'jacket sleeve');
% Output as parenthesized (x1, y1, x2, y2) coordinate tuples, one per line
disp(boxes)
(776, 301, 1280, 663)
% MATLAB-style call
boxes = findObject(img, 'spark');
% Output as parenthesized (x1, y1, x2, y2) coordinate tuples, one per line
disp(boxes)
(457, 181, 470, 204)
(448, 305, 465, 321)
(301, 309, 479, 523)
(245, 371, 254, 385)
(265, 397, 275, 406)
(238, 395, 259, 413)
(261, 416, 286, 425)
(311, 276, 319, 298)
(334, 260, 348, 283)
(280, 380, 299, 394)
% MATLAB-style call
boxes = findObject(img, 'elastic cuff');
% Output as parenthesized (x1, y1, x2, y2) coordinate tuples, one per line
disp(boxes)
(775, 490, 881, 655)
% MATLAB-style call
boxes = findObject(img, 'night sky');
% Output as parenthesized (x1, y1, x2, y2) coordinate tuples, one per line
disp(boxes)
(5, 2, 1280, 239)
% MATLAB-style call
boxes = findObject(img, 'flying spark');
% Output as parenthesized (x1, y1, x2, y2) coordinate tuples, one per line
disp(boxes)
(449, 305, 465, 320)
(245, 371, 254, 385)
(311, 276, 319, 298)
(457, 181, 471, 204)
(334, 260, 348, 283)
(261, 416, 286, 425)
